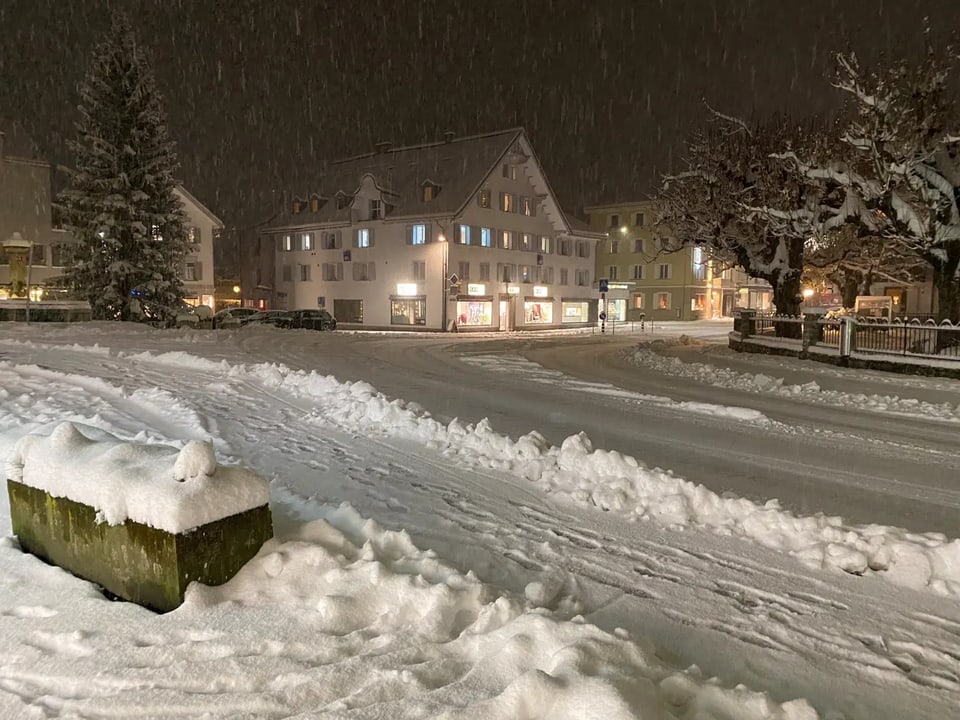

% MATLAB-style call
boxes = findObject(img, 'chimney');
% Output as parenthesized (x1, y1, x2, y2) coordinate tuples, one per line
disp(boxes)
(443, 131, 455, 144)
(374, 141, 392, 154)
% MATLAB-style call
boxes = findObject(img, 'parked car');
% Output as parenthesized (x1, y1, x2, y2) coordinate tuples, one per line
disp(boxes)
(213, 307, 259, 329)
(241, 310, 290, 327)
(174, 304, 214, 329)
(279, 309, 337, 331)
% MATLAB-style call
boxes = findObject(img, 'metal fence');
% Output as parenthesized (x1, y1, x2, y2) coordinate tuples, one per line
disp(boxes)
(737, 310, 960, 362)
(853, 318, 960, 358)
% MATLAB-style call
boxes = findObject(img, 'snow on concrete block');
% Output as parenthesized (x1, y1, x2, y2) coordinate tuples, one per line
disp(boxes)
(5, 423, 273, 612)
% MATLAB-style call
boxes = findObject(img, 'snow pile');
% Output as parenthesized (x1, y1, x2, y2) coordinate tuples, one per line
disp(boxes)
(179, 504, 818, 720)
(629, 345, 960, 422)
(215, 357, 960, 597)
(7, 422, 269, 533)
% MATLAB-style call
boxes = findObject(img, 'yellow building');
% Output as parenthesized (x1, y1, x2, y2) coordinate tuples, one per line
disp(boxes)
(584, 200, 711, 321)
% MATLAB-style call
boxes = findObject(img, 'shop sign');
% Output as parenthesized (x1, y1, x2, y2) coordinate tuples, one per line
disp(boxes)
(533, 285, 548, 297)
(396, 283, 418, 296)
(467, 283, 486, 296)
(609, 283, 629, 290)
(507, 285, 520, 295)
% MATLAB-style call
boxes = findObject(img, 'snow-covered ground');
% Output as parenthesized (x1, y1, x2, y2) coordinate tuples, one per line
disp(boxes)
(1, 322, 959, 719)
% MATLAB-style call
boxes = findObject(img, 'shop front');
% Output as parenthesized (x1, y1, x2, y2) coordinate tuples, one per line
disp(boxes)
(390, 295, 427, 326)
(454, 283, 495, 330)
(560, 299, 593, 325)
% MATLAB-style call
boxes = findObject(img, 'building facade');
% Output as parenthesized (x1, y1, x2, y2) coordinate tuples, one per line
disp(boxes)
(585, 200, 773, 321)
(264, 129, 603, 331)
(173, 186, 222, 310)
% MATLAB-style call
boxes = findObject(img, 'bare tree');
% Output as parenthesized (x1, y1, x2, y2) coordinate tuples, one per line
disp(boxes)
(659, 113, 816, 327)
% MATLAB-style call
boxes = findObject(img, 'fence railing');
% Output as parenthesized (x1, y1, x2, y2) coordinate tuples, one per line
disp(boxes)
(735, 310, 960, 362)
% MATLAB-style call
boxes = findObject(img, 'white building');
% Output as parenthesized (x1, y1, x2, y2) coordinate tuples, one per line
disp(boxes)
(173, 186, 221, 310)
(265, 128, 603, 331)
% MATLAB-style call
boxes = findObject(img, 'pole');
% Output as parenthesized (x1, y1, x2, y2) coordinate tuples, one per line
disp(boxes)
(25, 241, 34, 324)
(441, 237, 448, 332)
(601, 291, 606, 333)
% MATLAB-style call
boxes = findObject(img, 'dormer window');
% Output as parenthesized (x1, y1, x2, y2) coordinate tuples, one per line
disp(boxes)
(292, 199, 305, 214)
(335, 192, 352, 210)
(422, 182, 439, 202)
(310, 196, 320, 213)
(370, 198, 383, 219)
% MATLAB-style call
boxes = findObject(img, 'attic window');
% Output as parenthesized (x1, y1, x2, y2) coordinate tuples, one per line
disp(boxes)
(422, 182, 440, 202)
(310, 197, 320, 213)
(478, 188, 491, 209)
(335, 192, 352, 210)
(292, 199, 305, 214)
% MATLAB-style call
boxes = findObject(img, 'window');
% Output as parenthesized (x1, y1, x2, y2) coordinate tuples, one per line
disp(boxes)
(519, 265, 533, 283)
(576, 241, 590, 258)
(500, 230, 514, 250)
(30, 244, 47, 265)
(480, 227, 492, 247)
(520, 233, 533, 251)
(412, 260, 426, 280)
(500, 192, 515, 213)
(51, 243, 74, 267)
(499, 263, 516, 282)
(658, 263, 671, 280)
(357, 229, 371, 248)
(521, 196, 533, 216)
(479, 262, 490, 281)
(634, 212, 645, 226)
(281, 234, 293, 251)
(633, 294, 645, 309)
(456, 301, 492, 326)
(322, 231, 340, 249)
(370, 199, 382, 219)
(560, 268, 568, 285)
(336, 192, 352, 209)
(542, 266, 554, 284)
(310, 197, 321, 213)
(458, 261, 470, 280)
(187, 227, 201, 244)
(558, 239, 573, 256)
(561, 301, 589, 323)
(576, 269, 591, 286)
(632, 264, 644, 280)
(655, 292, 671, 310)
(457, 224, 471, 245)
(322, 263, 343, 280)
(281, 265, 292, 282)
(300, 233, 313, 251)
(391, 297, 426, 325)
(539, 236, 551, 254)
(423, 183, 437, 202)
(609, 213, 620, 228)
(353, 262, 376, 281)
(608, 266, 619, 281)
(524, 301, 552, 324)
(633, 239, 643, 253)
(610, 240, 619, 254)
(292, 199, 304, 214)
(691, 293, 707, 311)
(299, 264, 311, 281)
(502, 163, 517, 179)
(692, 246, 705, 280)
(478, 189, 491, 208)
(334, 299, 363, 323)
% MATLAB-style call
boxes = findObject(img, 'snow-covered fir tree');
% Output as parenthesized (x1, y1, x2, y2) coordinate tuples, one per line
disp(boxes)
(59, 15, 187, 322)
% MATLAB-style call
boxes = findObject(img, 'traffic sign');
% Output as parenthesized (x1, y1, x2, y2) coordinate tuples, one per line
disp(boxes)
(599, 278, 609, 293)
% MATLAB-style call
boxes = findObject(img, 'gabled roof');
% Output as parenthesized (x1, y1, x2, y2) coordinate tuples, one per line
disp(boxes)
(174, 185, 224, 228)
(271, 128, 526, 228)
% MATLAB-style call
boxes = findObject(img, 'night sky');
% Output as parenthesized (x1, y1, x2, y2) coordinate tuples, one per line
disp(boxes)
(1, 0, 956, 229)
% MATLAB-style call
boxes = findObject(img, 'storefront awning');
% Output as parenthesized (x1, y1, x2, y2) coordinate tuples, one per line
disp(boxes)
(524, 296, 554, 302)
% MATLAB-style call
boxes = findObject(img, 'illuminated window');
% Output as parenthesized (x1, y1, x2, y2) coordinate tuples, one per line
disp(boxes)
(500, 230, 514, 250)
(656, 292, 671, 309)
(500, 192, 515, 213)
(480, 227, 492, 247)
(478, 189, 491, 208)
(357, 229, 370, 248)
(457, 225, 471, 245)
(633, 294, 644, 309)
(412, 224, 426, 245)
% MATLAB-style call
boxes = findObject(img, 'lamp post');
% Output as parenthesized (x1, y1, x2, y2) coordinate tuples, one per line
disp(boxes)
(438, 232, 448, 331)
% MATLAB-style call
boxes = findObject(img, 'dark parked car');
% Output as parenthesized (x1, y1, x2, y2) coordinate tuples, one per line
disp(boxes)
(280, 309, 337, 331)
(241, 310, 290, 327)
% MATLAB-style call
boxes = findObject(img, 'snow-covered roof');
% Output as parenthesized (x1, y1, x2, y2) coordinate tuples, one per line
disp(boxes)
(7, 423, 269, 533)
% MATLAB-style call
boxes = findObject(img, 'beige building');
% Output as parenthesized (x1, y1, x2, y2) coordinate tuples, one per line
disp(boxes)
(264, 128, 603, 331)
(173, 186, 222, 310)
(585, 200, 772, 321)
(0, 125, 77, 301)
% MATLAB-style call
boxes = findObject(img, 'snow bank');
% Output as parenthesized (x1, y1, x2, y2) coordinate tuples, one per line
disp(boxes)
(178, 503, 817, 720)
(629, 344, 960, 422)
(200, 357, 960, 598)
(7, 422, 269, 533)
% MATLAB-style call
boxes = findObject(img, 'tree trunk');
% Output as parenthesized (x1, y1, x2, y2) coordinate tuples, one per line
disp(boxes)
(772, 272, 802, 338)
(841, 272, 860, 308)
(933, 266, 960, 323)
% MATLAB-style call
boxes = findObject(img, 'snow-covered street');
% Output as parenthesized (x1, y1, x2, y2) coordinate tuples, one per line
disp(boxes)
(1, 322, 959, 719)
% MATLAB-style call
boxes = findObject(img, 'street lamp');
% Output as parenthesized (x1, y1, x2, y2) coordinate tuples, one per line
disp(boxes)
(438, 232, 448, 331)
